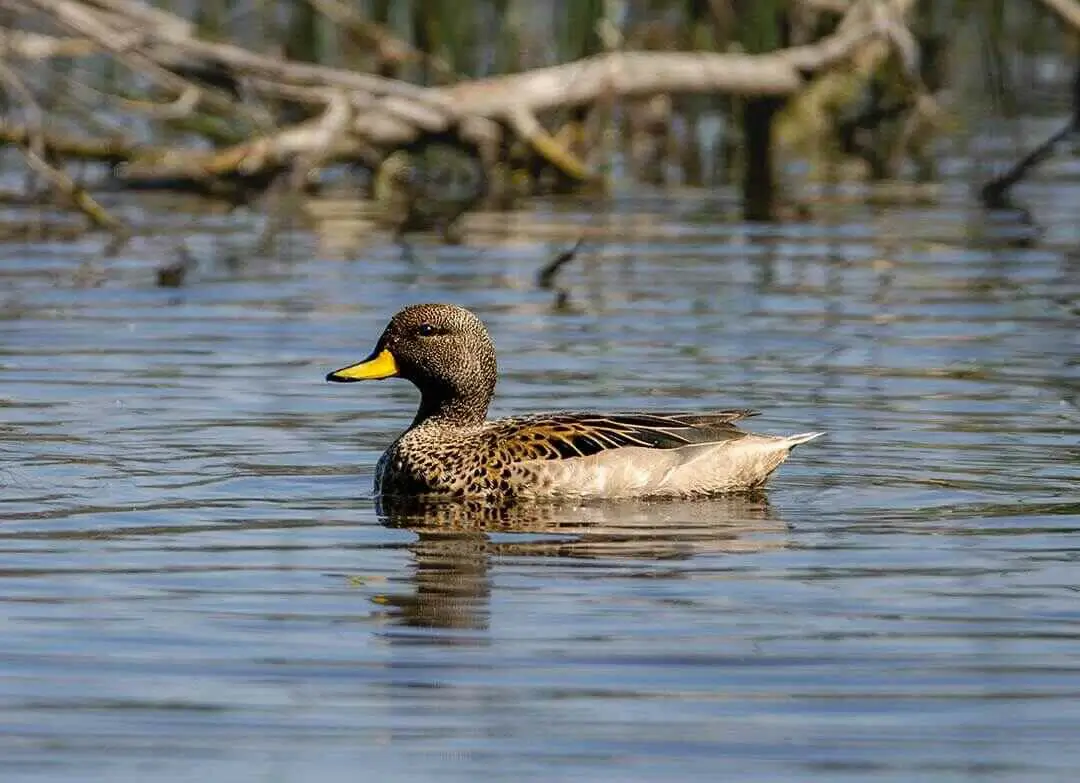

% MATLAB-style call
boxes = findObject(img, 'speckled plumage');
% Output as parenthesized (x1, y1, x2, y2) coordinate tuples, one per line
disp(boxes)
(327, 304, 823, 499)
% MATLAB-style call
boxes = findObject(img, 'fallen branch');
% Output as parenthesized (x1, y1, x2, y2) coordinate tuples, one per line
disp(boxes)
(0, 28, 96, 58)
(18, 147, 127, 233)
(3, 0, 928, 215)
(445, 52, 798, 119)
(113, 89, 368, 191)
(0, 121, 141, 162)
(506, 106, 592, 182)
(13, 0, 904, 138)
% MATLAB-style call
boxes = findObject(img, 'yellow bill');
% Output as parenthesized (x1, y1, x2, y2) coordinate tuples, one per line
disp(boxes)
(326, 348, 398, 382)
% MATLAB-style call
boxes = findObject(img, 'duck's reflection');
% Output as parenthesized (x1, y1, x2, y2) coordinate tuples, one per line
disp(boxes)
(374, 494, 788, 637)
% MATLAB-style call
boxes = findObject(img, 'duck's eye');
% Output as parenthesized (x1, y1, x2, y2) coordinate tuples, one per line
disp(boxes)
(416, 323, 439, 337)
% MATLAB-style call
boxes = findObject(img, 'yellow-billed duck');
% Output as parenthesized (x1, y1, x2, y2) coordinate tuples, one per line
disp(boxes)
(327, 304, 822, 499)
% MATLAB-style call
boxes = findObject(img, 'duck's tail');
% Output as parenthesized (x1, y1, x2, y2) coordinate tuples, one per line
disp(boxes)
(780, 431, 826, 450)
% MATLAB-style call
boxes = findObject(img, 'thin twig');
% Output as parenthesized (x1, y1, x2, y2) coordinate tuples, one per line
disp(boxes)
(537, 237, 585, 289)
(537, 237, 586, 311)
(980, 122, 1077, 208)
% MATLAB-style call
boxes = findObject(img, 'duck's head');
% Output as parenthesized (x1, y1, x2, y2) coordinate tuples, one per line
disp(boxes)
(326, 304, 497, 424)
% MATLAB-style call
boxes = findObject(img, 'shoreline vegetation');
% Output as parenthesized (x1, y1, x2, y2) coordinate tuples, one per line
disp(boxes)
(1, 0, 1078, 253)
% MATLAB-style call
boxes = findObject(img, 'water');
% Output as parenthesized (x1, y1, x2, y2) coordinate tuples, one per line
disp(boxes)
(1, 177, 1079, 781)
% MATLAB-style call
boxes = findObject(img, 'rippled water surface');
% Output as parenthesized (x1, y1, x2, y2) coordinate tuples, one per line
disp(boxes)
(2, 175, 1079, 781)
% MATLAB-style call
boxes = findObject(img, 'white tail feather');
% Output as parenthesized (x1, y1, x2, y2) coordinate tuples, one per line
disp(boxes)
(782, 431, 826, 449)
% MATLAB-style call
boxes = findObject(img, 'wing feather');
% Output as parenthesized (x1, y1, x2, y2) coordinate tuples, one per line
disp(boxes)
(489, 410, 754, 462)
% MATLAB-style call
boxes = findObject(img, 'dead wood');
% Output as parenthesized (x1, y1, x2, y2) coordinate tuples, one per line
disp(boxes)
(1, 0, 927, 226)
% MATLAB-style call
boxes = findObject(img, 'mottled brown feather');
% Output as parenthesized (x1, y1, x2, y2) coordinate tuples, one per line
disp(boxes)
(487, 410, 757, 461)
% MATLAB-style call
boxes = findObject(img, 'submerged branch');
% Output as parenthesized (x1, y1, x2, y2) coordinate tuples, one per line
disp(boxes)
(981, 119, 1078, 208)
(537, 238, 586, 312)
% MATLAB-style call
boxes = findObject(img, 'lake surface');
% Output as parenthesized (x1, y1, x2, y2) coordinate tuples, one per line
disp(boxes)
(1, 161, 1079, 780)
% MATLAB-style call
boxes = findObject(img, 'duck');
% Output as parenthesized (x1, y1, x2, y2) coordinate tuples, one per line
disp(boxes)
(326, 304, 823, 500)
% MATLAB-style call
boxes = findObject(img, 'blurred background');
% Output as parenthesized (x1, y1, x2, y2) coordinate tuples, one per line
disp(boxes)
(2, 0, 1078, 243)
(1, 2, 1079, 782)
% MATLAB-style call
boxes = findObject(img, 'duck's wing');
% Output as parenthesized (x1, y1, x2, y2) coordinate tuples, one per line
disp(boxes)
(489, 410, 757, 462)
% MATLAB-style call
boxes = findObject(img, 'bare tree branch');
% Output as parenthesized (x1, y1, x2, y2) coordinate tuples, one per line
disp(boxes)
(4, 0, 927, 207)
(0, 28, 95, 58)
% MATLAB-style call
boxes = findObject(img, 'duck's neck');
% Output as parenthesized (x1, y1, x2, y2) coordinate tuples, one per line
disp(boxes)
(411, 382, 492, 429)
